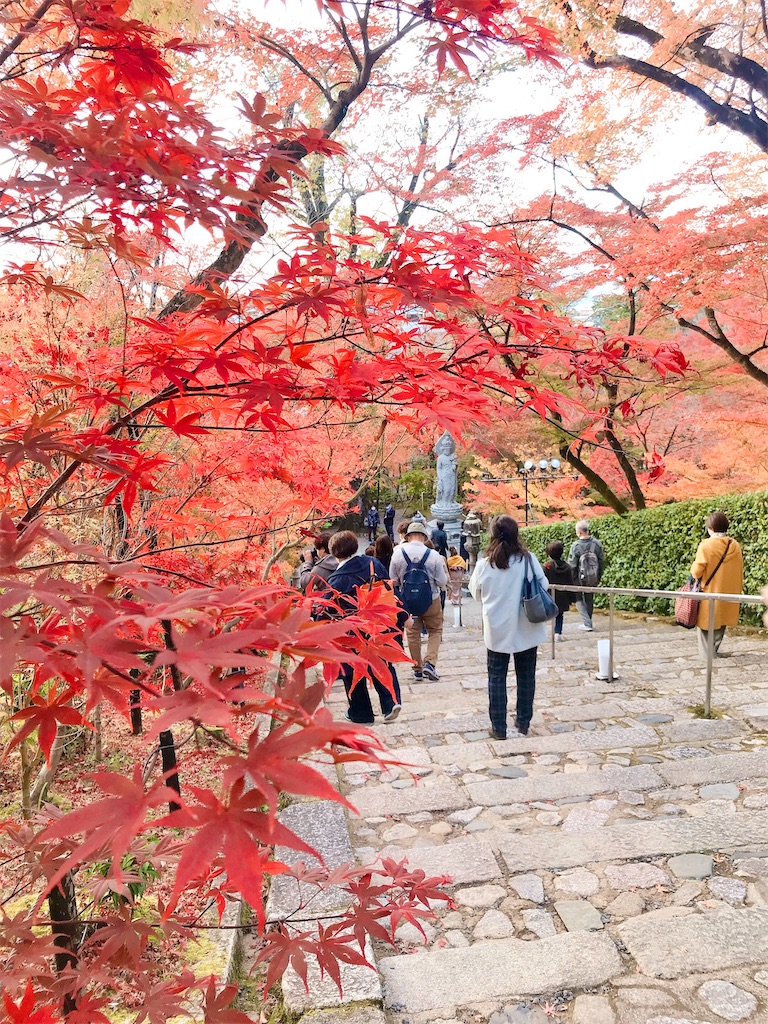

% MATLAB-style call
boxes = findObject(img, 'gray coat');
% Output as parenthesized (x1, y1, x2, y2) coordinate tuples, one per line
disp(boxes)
(299, 553, 339, 593)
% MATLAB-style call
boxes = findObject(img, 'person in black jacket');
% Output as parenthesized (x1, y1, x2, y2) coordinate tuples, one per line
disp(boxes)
(544, 540, 574, 641)
(431, 520, 449, 558)
(324, 531, 403, 724)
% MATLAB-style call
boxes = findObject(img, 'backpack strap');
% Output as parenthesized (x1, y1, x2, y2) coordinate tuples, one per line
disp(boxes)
(402, 550, 413, 568)
(416, 550, 431, 569)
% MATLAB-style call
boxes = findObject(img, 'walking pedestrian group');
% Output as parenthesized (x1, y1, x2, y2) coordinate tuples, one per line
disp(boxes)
(307, 504, 743, 740)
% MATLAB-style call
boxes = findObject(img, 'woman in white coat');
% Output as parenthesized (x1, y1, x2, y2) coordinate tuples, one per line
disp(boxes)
(469, 515, 549, 739)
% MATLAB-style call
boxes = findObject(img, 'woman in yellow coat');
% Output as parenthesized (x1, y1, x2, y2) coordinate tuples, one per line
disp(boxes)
(690, 511, 744, 658)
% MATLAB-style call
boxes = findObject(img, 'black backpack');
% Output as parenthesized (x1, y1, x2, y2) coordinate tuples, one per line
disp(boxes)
(399, 549, 433, 616)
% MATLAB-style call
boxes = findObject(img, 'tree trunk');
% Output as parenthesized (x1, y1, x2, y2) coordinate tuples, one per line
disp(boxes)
(159, 729, 182, 813)
(30, 726, 68, 808)
(48, 870, 80, 1013)
(130, 686, 143, 735)
(93, 704, 103, 762)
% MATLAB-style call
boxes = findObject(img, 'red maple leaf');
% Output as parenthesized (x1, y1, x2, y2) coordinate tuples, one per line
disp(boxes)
(1, 983, 60, 1023)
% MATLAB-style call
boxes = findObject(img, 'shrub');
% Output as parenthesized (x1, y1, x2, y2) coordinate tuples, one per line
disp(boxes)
(522, 491, 768, 625)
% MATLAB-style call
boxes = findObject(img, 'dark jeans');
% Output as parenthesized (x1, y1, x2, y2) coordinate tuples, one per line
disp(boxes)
(486, 647, 537, 736)
(342, 663, 401, 723)
(367, 526, 377, 541)
(385, 521, 395, 540)
(554, 611, 564, 635)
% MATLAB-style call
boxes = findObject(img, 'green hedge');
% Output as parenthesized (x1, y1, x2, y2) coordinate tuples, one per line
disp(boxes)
(521, 492, 768, 626)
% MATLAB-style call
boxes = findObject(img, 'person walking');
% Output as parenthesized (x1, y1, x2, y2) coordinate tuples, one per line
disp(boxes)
(298, 534, 338, 593)
(390, 521, 448, 680)
(374, 534, 394, 572)
(691, 511, 744, 659)
(324, 530, 402, 724)
(469, 515, 548, 739)
(384, 503, 396, 540)
(567, 519, 605, 631)
(364, 506, 380, 542)
(431, 520, 449, 557)
(544, 539, 574, 641)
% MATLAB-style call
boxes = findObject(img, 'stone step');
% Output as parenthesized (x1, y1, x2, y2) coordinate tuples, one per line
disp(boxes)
(619, 904, 768, 979)
(497, 808, 768, 872)
(658, 749, 768, 787)
(364, 834, 501, 885)
(465, 764, 663, 806)
(379, 931, 621, 1012)
(426, 724, 660, 766)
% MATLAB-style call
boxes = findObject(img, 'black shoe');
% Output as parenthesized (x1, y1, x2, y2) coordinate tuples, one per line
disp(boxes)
(423, 662, 440, 681)
(514, 718, 529, 736)
(489, 727, 507, 740)
(412, 669, 423, 680)
(343, 710, 374, 725)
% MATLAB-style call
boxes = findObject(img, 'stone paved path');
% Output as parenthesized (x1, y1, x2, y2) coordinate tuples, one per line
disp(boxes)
(328, 601, 768, 1024)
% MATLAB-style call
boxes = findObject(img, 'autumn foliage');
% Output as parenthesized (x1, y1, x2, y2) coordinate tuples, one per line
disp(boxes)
(0, 0, 714, 1019)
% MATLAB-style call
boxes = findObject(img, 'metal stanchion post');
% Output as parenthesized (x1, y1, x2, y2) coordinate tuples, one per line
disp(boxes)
(608, 594, 615, 681)
(705, 597, 715, 717)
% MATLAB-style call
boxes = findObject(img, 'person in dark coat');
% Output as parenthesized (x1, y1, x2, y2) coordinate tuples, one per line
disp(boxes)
(364, 506, 380, 542)
(325, 530, 402, 724)
(384, 503, 396, 540)
(374, 534, 394, 572)
(431, 520, 449, 557)
(544, 540, 574, 641)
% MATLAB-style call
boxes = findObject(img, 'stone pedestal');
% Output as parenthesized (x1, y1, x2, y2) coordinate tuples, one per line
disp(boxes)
(429, 504, 464, 550)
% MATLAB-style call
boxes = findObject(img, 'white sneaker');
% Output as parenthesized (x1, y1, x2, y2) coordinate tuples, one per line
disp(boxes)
(383, 704, 402, 723)
(555, 634, 565, 642)
(577, 624, 593, 632)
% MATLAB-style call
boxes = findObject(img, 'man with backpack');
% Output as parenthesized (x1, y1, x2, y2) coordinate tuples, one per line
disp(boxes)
(567, 519, 605, 632)
(390, 521, 448, 680)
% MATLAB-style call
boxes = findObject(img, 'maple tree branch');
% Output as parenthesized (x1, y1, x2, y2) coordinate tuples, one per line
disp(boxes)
(258, 35, 334, 103)
(613, 15, 768, 102)
(496, 214, 618, 262)
(674, 306, 768, 389)
(326, 9, 364, 71)
(583, 49, 768, 152)
(0, 0, 56, 68)
(556, 435, 630, 514)
(158, 28, 399, 320)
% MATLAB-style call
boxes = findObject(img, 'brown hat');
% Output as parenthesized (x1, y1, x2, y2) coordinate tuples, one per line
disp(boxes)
(406, 521, 429, 538)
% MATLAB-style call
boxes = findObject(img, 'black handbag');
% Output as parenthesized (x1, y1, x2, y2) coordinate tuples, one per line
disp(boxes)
(522, 554, 558, 623)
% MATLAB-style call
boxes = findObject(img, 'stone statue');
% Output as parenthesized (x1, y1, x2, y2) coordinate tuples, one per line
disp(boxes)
(434, 431, 458, 507)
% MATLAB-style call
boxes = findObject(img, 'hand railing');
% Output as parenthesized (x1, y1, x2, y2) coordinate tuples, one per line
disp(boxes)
(548, 584, 766, 716)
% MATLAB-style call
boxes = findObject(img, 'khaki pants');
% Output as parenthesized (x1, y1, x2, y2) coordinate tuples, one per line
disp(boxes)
(405, 597, 443, 669)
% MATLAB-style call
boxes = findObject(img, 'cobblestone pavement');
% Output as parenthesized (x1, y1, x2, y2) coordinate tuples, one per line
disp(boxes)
(326, 600, 768, 1024)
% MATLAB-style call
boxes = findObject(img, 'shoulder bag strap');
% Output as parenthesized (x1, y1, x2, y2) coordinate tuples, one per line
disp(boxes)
(703, 539, 731, 588)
